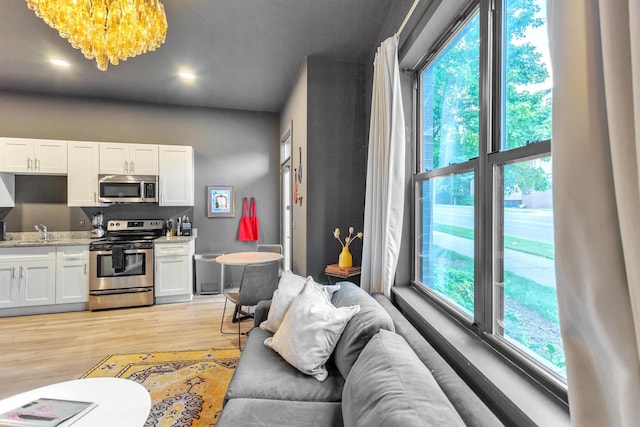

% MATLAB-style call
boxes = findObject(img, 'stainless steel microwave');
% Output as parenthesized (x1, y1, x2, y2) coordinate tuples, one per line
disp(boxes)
(98, 175, 158, 203)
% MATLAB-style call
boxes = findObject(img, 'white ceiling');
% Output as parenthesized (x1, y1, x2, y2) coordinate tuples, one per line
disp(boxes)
(0, 0, 394, 113)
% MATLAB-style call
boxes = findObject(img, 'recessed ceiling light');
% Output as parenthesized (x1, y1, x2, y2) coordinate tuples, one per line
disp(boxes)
(178, 71, 195, 81)
(50, 58, 70, 68)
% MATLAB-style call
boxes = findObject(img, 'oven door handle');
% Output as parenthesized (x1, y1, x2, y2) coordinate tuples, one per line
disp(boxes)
(91, 249, 150, 255)
(90, 288, 153, 296)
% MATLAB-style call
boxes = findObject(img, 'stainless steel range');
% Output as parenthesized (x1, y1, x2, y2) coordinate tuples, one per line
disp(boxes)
(89, 219, 164, 311)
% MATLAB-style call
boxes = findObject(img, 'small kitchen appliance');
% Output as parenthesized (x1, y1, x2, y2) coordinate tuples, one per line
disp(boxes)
(98, 174, 158, 203)
(90, 212, 106, 239)
(181, 216, 192, 236)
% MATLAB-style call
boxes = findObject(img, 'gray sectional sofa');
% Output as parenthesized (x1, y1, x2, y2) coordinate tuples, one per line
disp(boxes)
(217, 282, 503, 427)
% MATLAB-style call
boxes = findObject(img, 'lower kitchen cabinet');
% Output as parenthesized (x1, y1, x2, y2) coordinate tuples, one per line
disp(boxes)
(0, 247, 56, 309)
(56, 246, 89, 304)
(154, 240, 195, 303)
(0, 262, 18, 307)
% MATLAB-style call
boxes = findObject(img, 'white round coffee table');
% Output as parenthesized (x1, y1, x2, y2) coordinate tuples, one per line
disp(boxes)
(0, 378, 150, 427)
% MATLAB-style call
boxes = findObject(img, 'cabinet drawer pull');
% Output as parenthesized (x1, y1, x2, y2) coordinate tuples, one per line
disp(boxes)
(11, 266, 15, 280)
(63, 253, 84, 258)
(84, 263, 87, 275)
(124, 160, 129, 174)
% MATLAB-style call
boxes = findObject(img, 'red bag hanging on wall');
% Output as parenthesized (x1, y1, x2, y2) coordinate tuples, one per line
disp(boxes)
(238, 197, 255, 241)
(249, 197, 259, 240)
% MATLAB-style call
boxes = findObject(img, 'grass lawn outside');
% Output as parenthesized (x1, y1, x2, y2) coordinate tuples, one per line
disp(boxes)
(422, 244, 565, 377)
(433, 223, 555, 259)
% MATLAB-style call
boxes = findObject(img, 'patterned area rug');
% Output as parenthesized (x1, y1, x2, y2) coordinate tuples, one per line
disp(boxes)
(82, 348, 240, 427)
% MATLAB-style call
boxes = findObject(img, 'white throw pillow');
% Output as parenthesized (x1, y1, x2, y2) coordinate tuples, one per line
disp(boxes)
(264, 278, 360, 381)
(260, 271, 341, 333)
(260, 271, 307, 333)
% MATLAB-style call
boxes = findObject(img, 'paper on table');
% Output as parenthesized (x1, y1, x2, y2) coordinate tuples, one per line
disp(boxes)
(0, 398, 97, 427)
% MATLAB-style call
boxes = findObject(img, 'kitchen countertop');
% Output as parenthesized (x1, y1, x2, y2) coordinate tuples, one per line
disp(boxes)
(0, 239, 94, 248)
(0, 231, 94, 248)
(0, 232, 196, 248)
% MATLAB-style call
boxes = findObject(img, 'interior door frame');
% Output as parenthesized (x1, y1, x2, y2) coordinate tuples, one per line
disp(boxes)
(280, 124, 293, 272)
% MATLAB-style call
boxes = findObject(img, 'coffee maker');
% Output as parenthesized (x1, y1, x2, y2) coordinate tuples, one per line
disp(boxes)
(90, 212, 105, 239)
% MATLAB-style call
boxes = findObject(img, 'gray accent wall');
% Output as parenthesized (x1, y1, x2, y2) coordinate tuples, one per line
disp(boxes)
(0, 91, 280, 286)
(281, 56, 367, 281)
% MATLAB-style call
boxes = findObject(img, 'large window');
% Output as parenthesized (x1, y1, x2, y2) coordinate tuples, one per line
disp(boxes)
(415, 0, 562, 384)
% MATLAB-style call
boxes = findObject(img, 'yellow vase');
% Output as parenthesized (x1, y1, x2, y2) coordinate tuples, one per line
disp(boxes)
(338, 246, 353, 268)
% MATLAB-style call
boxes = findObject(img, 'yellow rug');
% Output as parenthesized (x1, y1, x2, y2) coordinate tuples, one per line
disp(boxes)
(82, 348, 240, 427)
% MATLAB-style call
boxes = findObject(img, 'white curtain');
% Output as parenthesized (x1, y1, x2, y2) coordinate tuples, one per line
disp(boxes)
(548, 1, 640, 425)
(361, 36, 406, 298)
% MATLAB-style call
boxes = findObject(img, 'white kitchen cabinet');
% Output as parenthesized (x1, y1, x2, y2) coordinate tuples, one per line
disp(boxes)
(56, 246, 89, 304)
(154, 240, 194, 303)
(0, 137, 67, 174)
(158, 145, 194, 206)
(67, 141, 105, 207)
(99, 142, 158, 175)
(0, 262, 19, 308)
(0, 247, 56, 308)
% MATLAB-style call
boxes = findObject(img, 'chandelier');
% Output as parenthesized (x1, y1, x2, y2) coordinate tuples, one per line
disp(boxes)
(25, 0, 168, 71)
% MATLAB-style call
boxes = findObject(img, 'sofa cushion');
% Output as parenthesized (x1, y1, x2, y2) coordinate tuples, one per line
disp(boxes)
(373, 294, 504, 427)
(342, 329, 465, 427)
(218, 398, 343, 427)
(265, 279, 360, 381)
(330, 282, 395, 378)
(225, 328, 345, 403)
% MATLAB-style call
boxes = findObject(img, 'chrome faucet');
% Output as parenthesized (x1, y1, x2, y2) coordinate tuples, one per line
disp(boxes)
(34, 224, 49, 241)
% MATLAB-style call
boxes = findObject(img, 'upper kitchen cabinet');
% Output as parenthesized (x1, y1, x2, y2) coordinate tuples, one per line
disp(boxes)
(68, 141, 104, 207)
(0, 137, 67, 174)
(99, 142, 158, 175)
(158, 145, 194, 206)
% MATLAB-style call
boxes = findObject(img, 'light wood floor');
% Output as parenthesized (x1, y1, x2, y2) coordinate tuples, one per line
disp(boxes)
(0, 296, 252, 400)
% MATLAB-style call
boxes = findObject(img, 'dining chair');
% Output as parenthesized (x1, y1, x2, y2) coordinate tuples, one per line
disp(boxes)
(256, 244, 284, 275)
(219, 260, 279, 349)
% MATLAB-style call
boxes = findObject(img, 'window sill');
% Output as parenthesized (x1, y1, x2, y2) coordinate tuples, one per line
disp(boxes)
(392, 285, 570, 427)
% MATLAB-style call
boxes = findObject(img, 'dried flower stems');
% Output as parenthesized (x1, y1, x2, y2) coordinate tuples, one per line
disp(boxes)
(333, 227, 363, 249)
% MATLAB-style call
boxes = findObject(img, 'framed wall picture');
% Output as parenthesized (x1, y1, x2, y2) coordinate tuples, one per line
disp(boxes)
(207, 185, 235, 217)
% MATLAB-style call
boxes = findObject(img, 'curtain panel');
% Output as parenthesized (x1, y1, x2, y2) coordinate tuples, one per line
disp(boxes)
(548, 1, 640, 425)
(361, 36, 406, 297)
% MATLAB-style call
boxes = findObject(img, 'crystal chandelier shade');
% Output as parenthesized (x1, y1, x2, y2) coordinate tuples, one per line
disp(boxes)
(25, 0, 168, 71)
